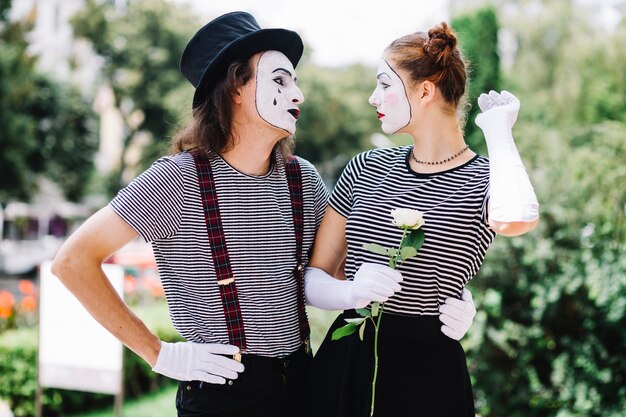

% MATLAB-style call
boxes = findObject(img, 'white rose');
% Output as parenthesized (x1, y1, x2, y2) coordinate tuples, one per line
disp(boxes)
(391, 208, 425, 230)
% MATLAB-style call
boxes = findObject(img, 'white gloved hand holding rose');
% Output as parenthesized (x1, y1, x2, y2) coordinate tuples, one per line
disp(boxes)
(304, 263, 402, 311)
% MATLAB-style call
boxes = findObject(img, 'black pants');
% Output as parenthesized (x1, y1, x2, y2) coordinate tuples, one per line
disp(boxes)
(176, 346, 311, 417)
(302, 311, 475, 417)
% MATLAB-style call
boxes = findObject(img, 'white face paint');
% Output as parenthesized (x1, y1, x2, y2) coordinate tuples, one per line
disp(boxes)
(368, 58, 411, 134)
(256, 50, 304, 135)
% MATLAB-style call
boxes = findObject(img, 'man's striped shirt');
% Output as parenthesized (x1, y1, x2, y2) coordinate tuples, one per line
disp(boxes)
(110, 150, 328, 357)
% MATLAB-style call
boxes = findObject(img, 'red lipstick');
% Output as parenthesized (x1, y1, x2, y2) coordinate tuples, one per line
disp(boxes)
(288, 109, 300, 119)
(377, 112, 385, 119)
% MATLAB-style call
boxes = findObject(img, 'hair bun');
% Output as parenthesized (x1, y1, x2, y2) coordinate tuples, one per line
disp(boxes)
(425, 22, 458, 66)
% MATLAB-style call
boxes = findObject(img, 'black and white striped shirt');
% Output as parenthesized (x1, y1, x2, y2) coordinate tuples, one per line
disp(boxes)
(330, 146, 496, 316)
(110, 150, 328, 357)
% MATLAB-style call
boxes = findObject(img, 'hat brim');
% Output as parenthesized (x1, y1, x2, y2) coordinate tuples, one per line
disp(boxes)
(192, 29, 304, 108)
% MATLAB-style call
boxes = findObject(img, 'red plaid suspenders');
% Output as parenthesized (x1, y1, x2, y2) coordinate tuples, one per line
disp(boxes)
(192, 150, 309, 350)
(284, 156, 311, 343)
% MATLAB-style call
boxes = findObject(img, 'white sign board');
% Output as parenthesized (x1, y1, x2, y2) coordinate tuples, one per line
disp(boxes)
(38, 261, 125, 395)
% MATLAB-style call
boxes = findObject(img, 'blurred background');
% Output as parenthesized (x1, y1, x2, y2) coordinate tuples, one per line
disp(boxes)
(0, 0, 625, 416)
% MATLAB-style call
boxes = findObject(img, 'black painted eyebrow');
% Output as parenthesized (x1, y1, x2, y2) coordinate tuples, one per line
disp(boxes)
(377, 72, 392, 80)
(272, 68, 292, 77)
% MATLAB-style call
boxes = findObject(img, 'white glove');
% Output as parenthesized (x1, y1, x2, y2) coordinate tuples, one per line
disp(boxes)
(152, 341, 245, 384)
(304, 263, 403, 310)
(439, 289, 476, 341)
(475, 90, 539, 223)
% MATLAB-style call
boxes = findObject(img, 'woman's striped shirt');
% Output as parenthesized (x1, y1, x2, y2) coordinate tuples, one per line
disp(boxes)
(110, 150, 328, 357)
(329, 146, 496, 316)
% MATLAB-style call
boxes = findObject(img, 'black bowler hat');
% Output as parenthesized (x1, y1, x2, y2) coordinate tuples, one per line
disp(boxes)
(180, 11, 304, 108)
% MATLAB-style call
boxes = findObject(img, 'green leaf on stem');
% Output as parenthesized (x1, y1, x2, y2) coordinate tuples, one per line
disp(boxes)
(372, 302, 380, 317)
(388, 248, 398, 258)
(404, 229, 425, 251)
(400, 246, 418, 260)
(356, 308, 372, 317)
(332, 322, 358, 340)
(344, 317, 367, 325)
(358, 321, 366, 341)
(363, 243, 389, 256)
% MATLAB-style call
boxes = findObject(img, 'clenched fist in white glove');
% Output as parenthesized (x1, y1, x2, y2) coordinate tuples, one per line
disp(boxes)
(439, 289, 476, 341)
(152, 341, 245, 384)
(304, 263, 403, 311)
(475, 90, 519, 131)
(475, 90, 538, 225)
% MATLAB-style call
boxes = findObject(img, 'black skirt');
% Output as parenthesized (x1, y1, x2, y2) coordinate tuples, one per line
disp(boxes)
(302, 310, 474, 417)
(176, 345, 311, 417)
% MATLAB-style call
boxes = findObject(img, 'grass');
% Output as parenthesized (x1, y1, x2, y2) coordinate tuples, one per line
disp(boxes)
(67, 385, 178, 417)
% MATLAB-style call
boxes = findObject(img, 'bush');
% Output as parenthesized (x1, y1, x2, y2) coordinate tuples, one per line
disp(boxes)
(465, 122, 626, 416)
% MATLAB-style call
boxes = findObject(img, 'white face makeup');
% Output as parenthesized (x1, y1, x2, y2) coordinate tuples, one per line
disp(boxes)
(256, 50, 304, 135)
(368, 58, 411, 134)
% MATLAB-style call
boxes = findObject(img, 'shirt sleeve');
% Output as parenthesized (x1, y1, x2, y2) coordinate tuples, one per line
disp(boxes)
(479, 156, 492, 227)
(482, 186, 491, 227)
(296, 157, 329, 228)
(109, 157, 185, 242)
(311, 168, 329, 229)
(328, 151, 371, 218)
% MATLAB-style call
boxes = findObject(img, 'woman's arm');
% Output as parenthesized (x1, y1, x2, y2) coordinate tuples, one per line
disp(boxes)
(475, 90, 540, 237)
(51, 206, 162, 365)
(304, 206, 402, 310)
(308, 206, 349, 276)
(489, 218, 539, 237)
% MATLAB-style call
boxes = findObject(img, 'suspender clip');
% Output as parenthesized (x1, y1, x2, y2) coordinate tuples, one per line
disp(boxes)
(217, 277, 235, 286)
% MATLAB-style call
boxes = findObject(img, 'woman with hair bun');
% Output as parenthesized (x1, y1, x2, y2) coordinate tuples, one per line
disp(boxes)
(302, 22, 539, 416)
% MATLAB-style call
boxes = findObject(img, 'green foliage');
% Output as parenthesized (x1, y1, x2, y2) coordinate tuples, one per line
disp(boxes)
(403, 229, 426, 254)
(0, 14, 96, 202)
(70, 0, 199, 194)
(0, 0, 10, 22)
(0, 328, 38, 417)
(452, 7, 501, 155)
(0, 19, 40, 201)
(331, 321, 359, 340)
(362, 243, 388, 256)
(295, 63, 379, 183)
(24, 76, 98, 201)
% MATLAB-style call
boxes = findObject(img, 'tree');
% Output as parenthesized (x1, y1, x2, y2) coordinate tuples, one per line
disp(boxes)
(70, 0, 199, 195)
(452, 7, 501, 155)
(295, 62, 380, 183)
(0, 17, 38, 202)
(26, 76, 98, 202)
(0, 1, 96, 202)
